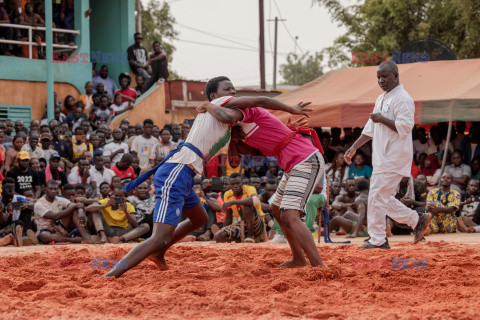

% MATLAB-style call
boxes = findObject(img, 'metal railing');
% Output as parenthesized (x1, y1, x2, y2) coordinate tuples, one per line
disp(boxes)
(0, 23, 79, 59)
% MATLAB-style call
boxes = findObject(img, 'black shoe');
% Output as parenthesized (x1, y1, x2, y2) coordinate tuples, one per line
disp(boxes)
(359, 238, 390, 250)
(413, 212, 432, 244)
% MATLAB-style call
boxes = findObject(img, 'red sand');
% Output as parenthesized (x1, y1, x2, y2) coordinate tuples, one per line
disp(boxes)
(1, 240, 480, 320)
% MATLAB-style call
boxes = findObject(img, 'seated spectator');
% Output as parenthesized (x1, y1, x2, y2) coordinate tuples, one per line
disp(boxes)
(14, 120, 28, 135)
(249, 174, 261, 192)
(29, 157, 40, 172)
(21, 130, 44, 160)
(0, 179, 36, 246)
(71, 128, 92, 163)
(102, 156, 112, 171)
(305, 174, 327, 233)
(127, 32, 151, 80)
(426, 173, 460, 234)
(319, 132, 335, 163)
(92, 65, 118, 97)
(443, 150, 471, 192)
(53, 106, 67, 124)
(111, 153, 136, 184)
(67, 157, 96, 193)
(89, 154, 115, 195)
(40, 132, 56, 162)
(86, 186, 150, 243)
(420, 153, 440, 186)
(427, 125, 454, 164)
(141, 40, 170, 93)
(6, 151, 41, 198)
(98, 181, 111, 200)
(51, 125, 70, 159)
(110, 93, 133, 117)
(214, 173, 267, 243)
(66, 104, 88, 131)
(329, 181, 341, 208)
(52, 0, 75, 45)
(156, 128, 177, 158)
(115, 73, 137, 104)
(62, 95, 76, 115)
(348, 152, 372, 180)
(325, 150, 350, 184)
(78, 81, 94, 114)
(387, 176, 427, 235)
(94, 83, 113, 103)
(3, 119, 14, 144)
(188, 183, 223, 241)
(412, 127, 433, 160)
(456, 180, 480, 233)
(90, 95, 114, 128)
(331, 179, 370, 238)
(331, 178, 358, 217)
(103, 128, 129, 166)
(39, 152, 67, 189)
(132, 155, 141, 177)
(4, 136, 25, 174)
(34, 180, 92, 244)
(471, 157, 480, 181)
(127, 182, 155, 238)
(134, 75, 144, 97)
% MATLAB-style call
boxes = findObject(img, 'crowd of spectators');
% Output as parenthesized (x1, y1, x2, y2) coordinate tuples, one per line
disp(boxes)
(0, 110, 478, 248)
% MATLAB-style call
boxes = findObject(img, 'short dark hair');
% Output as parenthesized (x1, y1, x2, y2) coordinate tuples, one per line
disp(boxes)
(46, 180, 59, 188)
(74, 127, 84, 134)
(230, 172, 241, 180)
(63, 184, 75, 193)
(357, 179, 369, 191)
(143, 119, 154, 126)
(160, 128, 171, 135)
(100, 181, 110, 189)
(134, 32, 142, 38)
(3, 177, 15, 185)
(153, 40, 160, 46)
(205, 76, 230, 101)
(75, 184, 86, 192)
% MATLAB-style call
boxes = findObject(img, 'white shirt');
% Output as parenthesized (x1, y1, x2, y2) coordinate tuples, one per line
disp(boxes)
(67, 166, 94, 185)
(362, 84, 414, 177)
(131, 135, 160, 167)
(412, 138, 433, 156)
(103, 141, 129, 165)
(167, 96, 232, 174)
(89, 167, 116, 193)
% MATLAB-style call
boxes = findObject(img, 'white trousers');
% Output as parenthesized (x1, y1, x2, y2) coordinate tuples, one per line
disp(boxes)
(368, 172, 419, 246)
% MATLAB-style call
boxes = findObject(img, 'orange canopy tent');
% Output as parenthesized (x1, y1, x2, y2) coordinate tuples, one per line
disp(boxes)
(272, 59, 480, 127)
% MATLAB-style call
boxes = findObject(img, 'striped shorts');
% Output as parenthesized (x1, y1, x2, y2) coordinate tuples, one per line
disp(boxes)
(271, 151, 324, 212)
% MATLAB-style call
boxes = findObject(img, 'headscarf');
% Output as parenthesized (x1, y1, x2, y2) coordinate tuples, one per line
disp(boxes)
(420, 154, 440, 176)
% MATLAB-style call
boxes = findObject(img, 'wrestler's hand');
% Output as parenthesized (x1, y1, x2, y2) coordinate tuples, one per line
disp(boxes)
(370, 113, 383, 123)
(196, 102, 210, 113)
(285, 116, 309, 128)
(289, 102, 312, 117)
(344, 147, 356, 165)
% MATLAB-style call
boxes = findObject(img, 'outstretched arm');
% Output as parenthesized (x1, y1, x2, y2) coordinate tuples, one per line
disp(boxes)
(197, 102, 244, 124)
(222, 96, 311, 117)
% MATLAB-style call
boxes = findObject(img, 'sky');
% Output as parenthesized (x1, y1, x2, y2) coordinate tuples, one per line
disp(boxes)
(142, 0, 347, 87)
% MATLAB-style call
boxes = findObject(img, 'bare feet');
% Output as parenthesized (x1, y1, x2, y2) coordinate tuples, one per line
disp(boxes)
(277, 259, 308, 269)
(99, 233, 108, 243)
(468, 227, 475, 233)
(0, 234, 13, 246)
(26, 229, 38, 245)
(178, 235, 196, 242)
(109, 236, 122, 244)
(197, 231, 211, 241)
(335, 230, 347, 236)
(211, 224, 220, 235)
(148, 253, 168, 270)
(90, 235, 101, 244)
(13, 225, 23, 247)
(386, 225, 392, 237)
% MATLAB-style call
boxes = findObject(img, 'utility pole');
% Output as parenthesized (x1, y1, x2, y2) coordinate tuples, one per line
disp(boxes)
(135, 0, 142, 33)
(268, 17, 286, 90)
(259, 0, 266, 89)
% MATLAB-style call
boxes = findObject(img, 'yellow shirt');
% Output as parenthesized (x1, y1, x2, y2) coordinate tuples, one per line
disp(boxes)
(221, 148, 242, 176)
(223, 185, 264, 221)
(72, 140, 93, 160)
(78, 94, 94, 114)
(99, 198, 135, 229)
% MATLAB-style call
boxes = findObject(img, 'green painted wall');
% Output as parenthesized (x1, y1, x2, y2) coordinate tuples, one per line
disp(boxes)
(90, 0, 135, 87)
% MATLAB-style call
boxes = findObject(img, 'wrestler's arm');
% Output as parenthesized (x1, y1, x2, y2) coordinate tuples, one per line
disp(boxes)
(222, 96, 311, 117)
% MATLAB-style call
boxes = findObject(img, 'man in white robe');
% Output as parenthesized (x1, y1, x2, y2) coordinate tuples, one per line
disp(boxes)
(344, 61, 431, 249)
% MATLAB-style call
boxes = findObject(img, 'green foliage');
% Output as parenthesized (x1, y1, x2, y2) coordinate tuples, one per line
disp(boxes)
(141, 0, 178, 62)
(314, 0, 480, 68)
(279, 52, 324, 85)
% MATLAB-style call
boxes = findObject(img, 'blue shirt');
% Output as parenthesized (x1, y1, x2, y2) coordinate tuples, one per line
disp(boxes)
(348, 164, 373, 179)
(92, 75, 118, 97)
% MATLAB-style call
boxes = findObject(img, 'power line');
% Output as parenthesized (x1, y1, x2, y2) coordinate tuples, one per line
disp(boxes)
(272, 0, 305, 55)
(175, 38, 288, 55)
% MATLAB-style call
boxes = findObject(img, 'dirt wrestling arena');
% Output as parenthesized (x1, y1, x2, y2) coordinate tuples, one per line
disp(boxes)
(1, 233, 479, 320)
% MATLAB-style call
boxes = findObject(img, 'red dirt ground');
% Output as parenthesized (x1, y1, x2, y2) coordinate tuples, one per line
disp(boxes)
(1, 237, 480, 320)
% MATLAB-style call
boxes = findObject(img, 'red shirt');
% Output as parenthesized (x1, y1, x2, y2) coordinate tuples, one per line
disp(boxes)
(114, 88, 137, 103)
(111, 165, 136, 183)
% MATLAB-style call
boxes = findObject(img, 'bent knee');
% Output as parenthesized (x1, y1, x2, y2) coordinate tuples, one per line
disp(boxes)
(214, 231, 226, 243)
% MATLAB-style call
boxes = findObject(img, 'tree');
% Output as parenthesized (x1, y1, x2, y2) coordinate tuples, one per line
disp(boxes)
(140, 0, 181, 78)
(279, 52, 324, 85)
(314, 0, 480, 68)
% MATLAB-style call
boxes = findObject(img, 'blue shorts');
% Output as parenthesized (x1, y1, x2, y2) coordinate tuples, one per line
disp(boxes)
(153, 162, 200, 226)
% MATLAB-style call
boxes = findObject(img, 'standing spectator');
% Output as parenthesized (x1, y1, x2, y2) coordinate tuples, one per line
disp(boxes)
(103, 128, 129, 166)
(471, 157, 480, 181)
(156, 128, 177, 159)
(115, 73, 137, 104)
(52, 0, 75, 45)
(21, 130, 44, 160)
(86, 186, 150, 243)
(444, 150, 471, 192)
(141, 40, 169, 93)
(14, 120, 28, 135)
(95, 83, 113, 102)
(54, 107, 67, 124)
(51, 125, 70, 159)
(6, 151, 41, 198)
(134, 75, 144, 97)
(62, 95, 76, 116)
(39, 152, 67, 189)
(39, 133, 56, 162)
(110, 93, 133, 117)
(452, 121, 466, 151)
(89, 154, 116, 195)
(71, 128, 92, 163)
(131, 119, 159, 167)
(90, 95, 114, 129)
(127, 32, 151, 80)
(426, 173, 460, 234)
(462, 124, 480, 165)
(78, 81, 94, 114)
(412, 127, 433, 160)
(66, 105, 88, 131)
(92, 65, 118, 97)
(111, 153, 136, 184)
(0, 4, 15, 56)
(3, 119, 14, 144)
(171, 127, 183, 144)
(428, 125, 454, 163)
